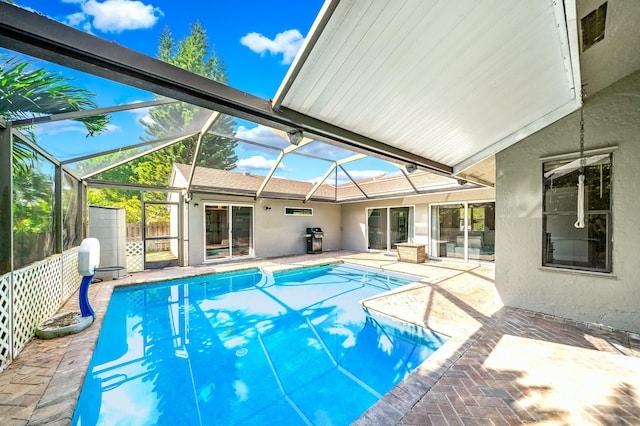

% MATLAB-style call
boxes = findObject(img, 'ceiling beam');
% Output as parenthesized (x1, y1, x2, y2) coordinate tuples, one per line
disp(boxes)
(305, 163, 337, 202)
(60, 129, 198, 164)
(11, 98, 177, 127)
(338, 165, 369, 199)
(186, 111, 222, 192)
(0, 2, 452, 176)
(255, 138, 313, 199)
(82, 132, 197, 179)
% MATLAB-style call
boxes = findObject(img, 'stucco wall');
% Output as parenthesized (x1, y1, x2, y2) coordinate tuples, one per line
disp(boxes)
(187, 194, 341, 264)
(495, 69, 640, 332)
(340, 188, 495, 253)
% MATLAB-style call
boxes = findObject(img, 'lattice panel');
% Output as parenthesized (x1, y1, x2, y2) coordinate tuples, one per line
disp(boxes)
(12, 256, 63, 357)
(126, 240, 144, 272)
(0, 272, 11, 373)
(127, 288, 144, 312)
(62, 247, 82, 300)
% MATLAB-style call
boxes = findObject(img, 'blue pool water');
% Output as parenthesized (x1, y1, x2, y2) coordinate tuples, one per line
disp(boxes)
(72, 264, 445, 426)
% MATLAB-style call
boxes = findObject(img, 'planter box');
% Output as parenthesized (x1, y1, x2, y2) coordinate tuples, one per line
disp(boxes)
(396, 243, 426, 264)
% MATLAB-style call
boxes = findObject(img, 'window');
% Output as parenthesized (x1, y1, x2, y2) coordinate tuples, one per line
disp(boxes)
(285, 207, 313, 216)
(543, 153, 611, 272)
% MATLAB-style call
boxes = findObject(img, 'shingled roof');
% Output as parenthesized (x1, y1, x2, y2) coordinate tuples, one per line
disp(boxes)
(173, 164, 336, 201)
(173, 163, 476, 202)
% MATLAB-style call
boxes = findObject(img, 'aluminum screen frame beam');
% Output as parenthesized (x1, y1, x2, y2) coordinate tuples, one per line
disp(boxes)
(0, 2, 452, 176)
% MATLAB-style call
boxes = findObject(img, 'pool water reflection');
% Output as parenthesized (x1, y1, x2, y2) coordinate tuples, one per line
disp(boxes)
(72, 264, 445, 426)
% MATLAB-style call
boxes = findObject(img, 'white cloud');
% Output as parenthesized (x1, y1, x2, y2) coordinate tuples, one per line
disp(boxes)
(103, 123, 121, 134)
(240, 29, 304, 64)
(65, 0, 163, 33)
(235, 125, 290, 150)
(236, 155, 287, 171)
(341, 169, 389, 181)
(127, 102, 155, 126)
(310, 169, 388, 186)
(32, 122, 87, 136)
(65, 12, 86, 26)
(299, 143, 357, 159)
(31, 120, 121, 137)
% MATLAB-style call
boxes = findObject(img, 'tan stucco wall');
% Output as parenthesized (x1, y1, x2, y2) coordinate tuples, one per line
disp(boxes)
(187, 194, 341, 264)
(340, 188, 495, 253)
(495, 69, 640, 332)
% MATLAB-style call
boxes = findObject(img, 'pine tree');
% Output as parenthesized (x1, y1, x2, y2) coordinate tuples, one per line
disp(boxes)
(131, 21, 238, 186)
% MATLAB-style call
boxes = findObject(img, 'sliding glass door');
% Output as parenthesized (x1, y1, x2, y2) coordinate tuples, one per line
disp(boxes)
(430, 202, 495, 262)
(367, 206, 413, 251)
(204, 203, 253, 260)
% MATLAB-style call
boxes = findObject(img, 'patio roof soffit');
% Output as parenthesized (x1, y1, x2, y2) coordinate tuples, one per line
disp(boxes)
(274, 0, 583, 183)
(0, 2, 452, 176)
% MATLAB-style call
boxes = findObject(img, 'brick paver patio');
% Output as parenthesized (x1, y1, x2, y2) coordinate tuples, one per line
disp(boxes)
(1, 251, 639, 425)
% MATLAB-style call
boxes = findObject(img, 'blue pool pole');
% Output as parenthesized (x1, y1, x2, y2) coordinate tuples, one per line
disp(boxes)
(78, 238, 101, 319)
(79, 274, 95, 317)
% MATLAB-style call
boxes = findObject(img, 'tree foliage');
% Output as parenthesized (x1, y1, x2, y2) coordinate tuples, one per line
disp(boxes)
(89, 22, 239, 223)
(1, 54, 109, 172)
(129, 21, 238, 186)
(2, 54, 108, 267)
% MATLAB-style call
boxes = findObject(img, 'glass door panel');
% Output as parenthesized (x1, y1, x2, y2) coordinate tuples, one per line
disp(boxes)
(431, 202, 495, 262)
(231, 206, 253, 257)
(432, 204, 464, 259)
(390, 207, 411, 249)
(468, 203, 495, 262)
(205, 205, 229, 260)
(144, 202, 178, 269)
(367, 208, 387, 250)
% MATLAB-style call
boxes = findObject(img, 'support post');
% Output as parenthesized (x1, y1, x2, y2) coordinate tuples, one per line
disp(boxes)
(0, 122, 13, 275)
(54, 165, 63, 254)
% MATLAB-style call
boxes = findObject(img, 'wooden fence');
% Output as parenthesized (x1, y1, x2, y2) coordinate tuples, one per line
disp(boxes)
(126, 222, 171, 251)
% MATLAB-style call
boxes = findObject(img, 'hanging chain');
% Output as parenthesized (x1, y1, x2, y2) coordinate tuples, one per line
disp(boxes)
(578, 88, 586, 174)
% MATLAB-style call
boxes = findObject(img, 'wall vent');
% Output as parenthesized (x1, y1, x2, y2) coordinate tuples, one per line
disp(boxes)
(581, 2, 608, 51)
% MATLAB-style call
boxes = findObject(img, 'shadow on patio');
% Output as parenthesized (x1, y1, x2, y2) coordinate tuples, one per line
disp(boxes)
(357, 261, 640, 425)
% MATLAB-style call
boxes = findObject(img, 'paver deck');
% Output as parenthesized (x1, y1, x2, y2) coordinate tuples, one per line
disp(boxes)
(1, 251, 639, 425)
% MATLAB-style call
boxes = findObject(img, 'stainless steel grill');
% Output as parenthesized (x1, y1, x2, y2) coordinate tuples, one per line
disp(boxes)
(305, 227, 323, 254)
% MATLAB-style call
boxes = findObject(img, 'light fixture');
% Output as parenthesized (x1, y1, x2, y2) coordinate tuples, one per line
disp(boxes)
(194, 203, 199, 207)
(287, 129, 304, 146)
(405, 164, 417, 173)
(265, 206, 272, 210)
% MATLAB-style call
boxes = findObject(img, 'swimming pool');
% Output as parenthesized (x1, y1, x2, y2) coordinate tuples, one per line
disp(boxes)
(72, 263, 445, 425)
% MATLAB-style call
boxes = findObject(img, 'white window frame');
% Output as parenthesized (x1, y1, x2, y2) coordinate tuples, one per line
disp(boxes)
(284, 207, 313, 216)
(540, 147, 615, 273)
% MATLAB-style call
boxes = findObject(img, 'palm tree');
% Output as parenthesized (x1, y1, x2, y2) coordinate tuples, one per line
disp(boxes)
(0, 53, 109, 170)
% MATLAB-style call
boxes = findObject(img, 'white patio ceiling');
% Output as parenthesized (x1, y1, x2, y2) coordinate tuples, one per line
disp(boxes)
(274, 0, 582, 178)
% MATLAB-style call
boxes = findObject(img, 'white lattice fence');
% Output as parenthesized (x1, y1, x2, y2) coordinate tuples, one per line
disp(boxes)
(62, 247, 82, 300)
(12, 256, 63, 358)
(126, 240, 144, 272)
(0, 272, 11, 372)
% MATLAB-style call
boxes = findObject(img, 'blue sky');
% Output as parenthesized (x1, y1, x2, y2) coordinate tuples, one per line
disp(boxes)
(9, 0, 398, 183)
